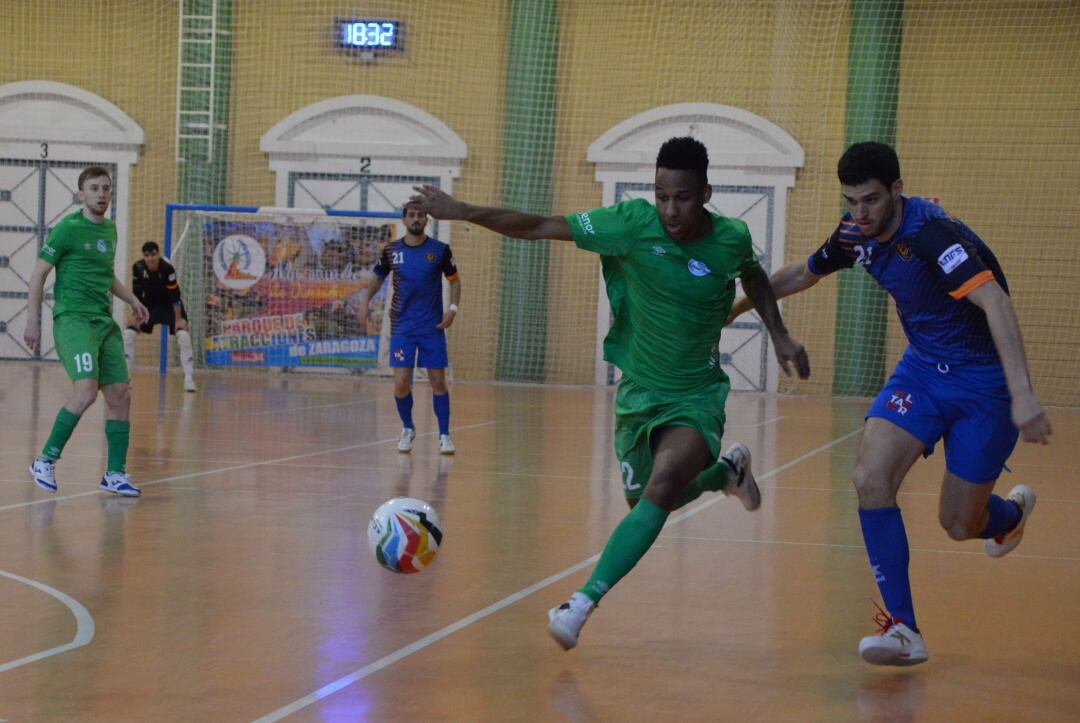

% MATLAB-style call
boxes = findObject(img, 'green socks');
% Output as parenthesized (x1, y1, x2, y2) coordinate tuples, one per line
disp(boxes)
(580, 498, 669, 604)
(672, 458, 734, 511)
(105, 419, 130, 474)
(41, 408, 81, 461)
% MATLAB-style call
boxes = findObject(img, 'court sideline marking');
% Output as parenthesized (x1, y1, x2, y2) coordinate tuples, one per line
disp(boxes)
(253, 426, 865, 722)
(0, 570, 94, 673)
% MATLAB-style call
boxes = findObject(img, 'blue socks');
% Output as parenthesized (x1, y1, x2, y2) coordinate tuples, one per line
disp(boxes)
(858, 507, 917, 631)
(432, 392, 450, 435)
(979, 494, 1023, 539)
(395, 393, 414, 429)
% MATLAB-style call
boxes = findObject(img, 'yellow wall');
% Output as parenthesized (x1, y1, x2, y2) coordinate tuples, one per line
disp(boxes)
(2, 0, 178, 271)
(4, 0, 1077, 403)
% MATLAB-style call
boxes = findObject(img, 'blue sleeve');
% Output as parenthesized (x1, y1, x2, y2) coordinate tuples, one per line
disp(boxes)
(440, 245, 458, 278)
(807, 223, 858, 276)
(910, 219, 992, 296)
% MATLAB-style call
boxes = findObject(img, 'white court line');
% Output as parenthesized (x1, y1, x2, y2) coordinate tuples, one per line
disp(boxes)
(253, 426, 865, 722)
(0, 420, 499, 514)
(248, 398, 380, 416)
(727, 416, 783, 429)
(0, 570, 95, 673)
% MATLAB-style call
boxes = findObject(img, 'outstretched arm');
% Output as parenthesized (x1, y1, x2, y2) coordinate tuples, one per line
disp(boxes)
(966, 281, 1051, 444)
(727, 260, 823, 325)
(739, 265, 811, 380)
(411, 185, 574, 241)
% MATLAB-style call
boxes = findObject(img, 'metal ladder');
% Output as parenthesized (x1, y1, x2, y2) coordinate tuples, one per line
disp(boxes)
(175, 1, 225, 162)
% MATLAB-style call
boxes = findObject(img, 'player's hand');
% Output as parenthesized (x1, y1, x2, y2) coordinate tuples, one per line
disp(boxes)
(435, 308, 456, 330)
(132, 299, 150, 325)
(410, 185, 466, 220)
(23, 319, 40, 353)
(1013, 393, 1052, 444)
(771, 332, 810, 379)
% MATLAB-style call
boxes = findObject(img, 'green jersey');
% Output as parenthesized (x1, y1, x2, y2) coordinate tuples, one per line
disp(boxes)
(39, 210, 117, 318)
(566, 198, 760, 394)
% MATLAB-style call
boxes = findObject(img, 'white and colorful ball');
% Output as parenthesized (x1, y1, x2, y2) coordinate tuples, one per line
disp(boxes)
(367, 497, 443, 574)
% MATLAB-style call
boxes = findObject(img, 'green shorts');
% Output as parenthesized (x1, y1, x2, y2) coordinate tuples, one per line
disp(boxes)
(614, 376, 730, 501)
(53, 313, 129, 385)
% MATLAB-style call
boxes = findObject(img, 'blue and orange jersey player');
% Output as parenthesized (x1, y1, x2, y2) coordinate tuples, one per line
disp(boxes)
(728, 141, 1051, 667)
(367, 201, 461, 455)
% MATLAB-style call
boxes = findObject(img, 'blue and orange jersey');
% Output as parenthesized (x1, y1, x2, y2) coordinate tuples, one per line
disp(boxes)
(807, 196, 1008, 365)
(373, 236, 458, 336)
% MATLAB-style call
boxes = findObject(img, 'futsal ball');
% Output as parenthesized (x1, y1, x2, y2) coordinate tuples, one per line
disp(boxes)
(367, 497, 443, 574)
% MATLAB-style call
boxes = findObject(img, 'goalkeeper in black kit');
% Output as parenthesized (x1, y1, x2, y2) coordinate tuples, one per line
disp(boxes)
(123, 241, 197, 391)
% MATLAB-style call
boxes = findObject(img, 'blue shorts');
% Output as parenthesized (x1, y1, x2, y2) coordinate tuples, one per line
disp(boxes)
(867, 350, 1018, 483)
(389, 332, 448, 369)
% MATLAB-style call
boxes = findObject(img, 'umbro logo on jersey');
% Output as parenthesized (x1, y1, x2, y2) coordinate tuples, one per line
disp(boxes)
(652, 246, 666, 256)
(687, 259, 711, 277)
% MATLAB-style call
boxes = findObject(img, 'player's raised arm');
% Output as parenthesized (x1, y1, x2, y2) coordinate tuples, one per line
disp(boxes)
(411, 185, 573, 241)
(738, 265, 811, 380)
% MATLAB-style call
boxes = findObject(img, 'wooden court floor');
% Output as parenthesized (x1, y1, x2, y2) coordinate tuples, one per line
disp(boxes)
(0, 362, 1078, 722)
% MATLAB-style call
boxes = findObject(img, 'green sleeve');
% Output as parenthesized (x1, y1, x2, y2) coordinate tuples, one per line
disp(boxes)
(734, 220, 762, 278)
(39, 223, 67, 265)
(565, 199, 650, 257)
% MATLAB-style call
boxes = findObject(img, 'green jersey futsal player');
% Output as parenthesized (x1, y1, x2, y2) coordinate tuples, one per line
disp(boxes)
(25, 166, 148, 497)
(412, 137, 810, 650)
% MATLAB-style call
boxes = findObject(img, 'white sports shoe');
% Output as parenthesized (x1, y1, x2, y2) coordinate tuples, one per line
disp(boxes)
(859, 604, 928, 666)
(547, 592, 595, 651)
(985, 484, 1036, 558)
(29, 458, 58, 493)
(397, 427, 415, 453)
(721, 442, 761, 511)
(439, 434, 456, 455)
(184, 375, 197, 393)
(100, 471, 141, 497)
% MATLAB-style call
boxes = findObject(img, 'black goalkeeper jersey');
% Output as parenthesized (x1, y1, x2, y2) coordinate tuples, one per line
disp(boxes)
(132, 258, 182, 308)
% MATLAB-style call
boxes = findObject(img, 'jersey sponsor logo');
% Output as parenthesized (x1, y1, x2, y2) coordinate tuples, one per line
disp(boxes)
(577, 212, 595, 235)
(96, 239, 108, 253)
(652, 245, 666, 256)
(213, 234, 266, 290)
(937, 243, 968, 274)
(687, 259, 711, 277)
(894, 242, 912, 261)
(885, 391, 913, 416)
